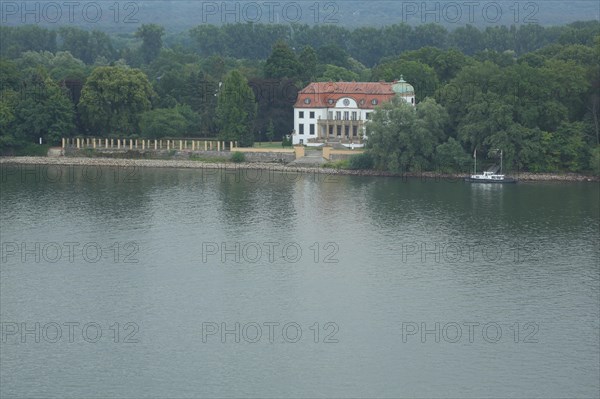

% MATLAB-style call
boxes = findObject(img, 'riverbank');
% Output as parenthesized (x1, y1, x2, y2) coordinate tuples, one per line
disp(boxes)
(0, 156, 597, 182)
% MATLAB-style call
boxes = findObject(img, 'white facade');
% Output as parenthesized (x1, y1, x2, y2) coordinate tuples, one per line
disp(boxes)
(292, 79, 415, 145)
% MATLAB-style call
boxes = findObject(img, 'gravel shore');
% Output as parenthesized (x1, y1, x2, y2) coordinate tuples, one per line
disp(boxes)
(0, 156, 597, 182)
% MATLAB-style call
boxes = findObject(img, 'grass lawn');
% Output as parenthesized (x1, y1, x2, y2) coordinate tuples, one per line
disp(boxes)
(253, 141, 284, 148)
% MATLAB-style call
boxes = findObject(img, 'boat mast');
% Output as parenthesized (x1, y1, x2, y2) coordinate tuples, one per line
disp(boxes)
(474, 148, 477, 175)
(500, 150, 503, 174)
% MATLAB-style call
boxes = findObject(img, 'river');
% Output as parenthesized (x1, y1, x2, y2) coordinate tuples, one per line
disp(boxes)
(1, 164, 598, 398)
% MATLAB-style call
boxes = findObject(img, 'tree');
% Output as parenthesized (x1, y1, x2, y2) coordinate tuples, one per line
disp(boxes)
(135, 24, 165, 64)
(317, 44, 350, 68)
(215, 70, 257, 147)
(266, 119, 275, 143)
(7, 71, 75, 146)
(451, 25, 486, 55)
(316, 65, 359, 82)
(298, 45, 318, 83)
(372, 59, 439, 102)
(79, 66, 155, 135)
(264, 41, 301, 80)
(139, 108, 188, 139)
(57, 27, 116, 64)
(434, 138, 470, 171)
(365, 97, 448, 171)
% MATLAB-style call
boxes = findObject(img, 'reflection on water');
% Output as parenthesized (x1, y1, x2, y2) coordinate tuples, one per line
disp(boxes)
(1, 166, 598, 398)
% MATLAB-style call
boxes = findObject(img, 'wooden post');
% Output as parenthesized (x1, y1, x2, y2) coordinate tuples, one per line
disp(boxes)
(167, 140, 170, 150)
(210, 141, 213, 151)
(62, 138, 65, 148)
(76, 138, 80, 149)
(230, 141, 233, 151)
(142, 140, 145, 150)
(180, 140, 183, 150)
(154, 140, 157, 150)
(192, 141, 195, 151)
(117, 139, 121, 149)
(93, 138, 96, 149)
(217, 141, 221, 152)
(204, 141, 208, 151)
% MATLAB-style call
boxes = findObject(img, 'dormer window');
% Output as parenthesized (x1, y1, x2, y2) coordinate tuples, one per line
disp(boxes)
(304, 98, 311, 104)
(371, 99, 378, 105)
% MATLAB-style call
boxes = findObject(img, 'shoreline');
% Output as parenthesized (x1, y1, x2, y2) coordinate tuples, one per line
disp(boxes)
(0, 156, 598, 182)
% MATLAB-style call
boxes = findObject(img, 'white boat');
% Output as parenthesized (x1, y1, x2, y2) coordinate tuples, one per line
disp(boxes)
(465, 149, 517, 184)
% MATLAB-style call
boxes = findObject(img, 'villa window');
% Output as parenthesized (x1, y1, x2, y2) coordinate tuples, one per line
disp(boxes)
(299, 111, 304, 118)
(352, 111, 357, 120)
(328, 111, 333, 119)
(310, 112, 315, 118)
(344, 111, 349, 120)
(299, 124, 305, 135)
(336, 111, 341, 120)
(310, 124, 315, 135)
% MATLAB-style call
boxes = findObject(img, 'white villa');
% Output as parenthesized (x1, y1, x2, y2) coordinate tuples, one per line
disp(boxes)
(292, 77, 415, 146)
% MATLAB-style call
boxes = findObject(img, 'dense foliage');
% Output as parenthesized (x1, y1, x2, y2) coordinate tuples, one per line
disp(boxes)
(0, 21, 598, 172)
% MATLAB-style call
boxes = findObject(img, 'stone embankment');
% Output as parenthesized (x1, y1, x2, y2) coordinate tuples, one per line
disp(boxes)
(0, 157, 597, 182)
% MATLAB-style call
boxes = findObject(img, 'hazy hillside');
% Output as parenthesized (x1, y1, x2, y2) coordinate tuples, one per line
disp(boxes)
(1, 1, 598, 32)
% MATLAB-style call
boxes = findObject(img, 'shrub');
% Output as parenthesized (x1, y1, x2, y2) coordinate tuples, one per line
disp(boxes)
(324, 159, 349, 169)
(348, 152, 374, 170)
(15, 144, 51, 157)
(231, 151, 246, 163)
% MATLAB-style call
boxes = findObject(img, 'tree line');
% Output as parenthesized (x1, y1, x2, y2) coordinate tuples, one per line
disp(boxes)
(0, 21, 598, 173)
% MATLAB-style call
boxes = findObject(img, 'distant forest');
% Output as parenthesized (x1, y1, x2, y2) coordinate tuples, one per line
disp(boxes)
(1, 1, 599, 31)
(1, 19, 599, 173)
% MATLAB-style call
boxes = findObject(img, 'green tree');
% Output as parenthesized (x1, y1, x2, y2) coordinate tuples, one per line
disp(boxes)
(135, 24, 165, 64)
(79, 66, 155, 135)
(317, 44, 350, 68)
(57, 27, 115, 64)
(434, 138, 470, 171)
(366, 97, 448, 171)
(266, 118, 275, 143)
(215, 70, 257, 147)
(298, 45, 318, 83)
(316, 65, 359, 82)
(7, 71, 75, 146)
(372, 59, 439, 102)
(139, 108, 188, 139)
(264, 41, 301, 79)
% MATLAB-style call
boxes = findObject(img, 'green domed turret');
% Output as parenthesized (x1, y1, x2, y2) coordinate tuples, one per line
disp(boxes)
(392, 75, 414, 95)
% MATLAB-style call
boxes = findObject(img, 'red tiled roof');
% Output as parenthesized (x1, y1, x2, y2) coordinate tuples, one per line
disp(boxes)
(294, 81, 398, 109)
